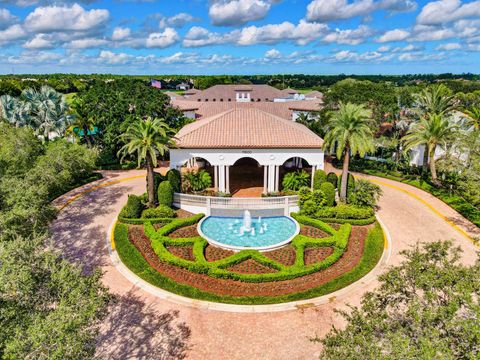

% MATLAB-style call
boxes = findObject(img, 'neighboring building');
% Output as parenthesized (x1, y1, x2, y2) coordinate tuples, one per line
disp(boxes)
(176, 82, 191, 91)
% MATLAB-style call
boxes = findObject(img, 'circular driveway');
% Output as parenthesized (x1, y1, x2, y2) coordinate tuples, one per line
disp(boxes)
(50, 169, 479, 360)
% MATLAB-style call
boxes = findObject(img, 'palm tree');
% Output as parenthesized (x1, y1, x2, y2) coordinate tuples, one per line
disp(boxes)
(66, 97, 95, 147)
(0, 95, 26, 127)
(22, 86, 70, 141)
(414, 84, 456, 116)
(324, 102, 375, 201)
(403, 114, 458, 184)
(118, 117, 174, 206)
(463, 106, 480, 130)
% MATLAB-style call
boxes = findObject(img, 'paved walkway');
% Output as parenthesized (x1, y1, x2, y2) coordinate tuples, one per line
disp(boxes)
(50, 169, 479, 360)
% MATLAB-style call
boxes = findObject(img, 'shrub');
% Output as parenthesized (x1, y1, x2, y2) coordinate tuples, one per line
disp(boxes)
(312, 190, 327, 207)
(315, 207, 337, 219)
(326, 172, 338, 188)
(282, 170, 310, 191)
(182, 169, 212, 193)
(320, 182, 336, 207)
(119, 194, 144, 218)
(141, 205, 175, 218)
(158, 181, 174, 207)
(313, 170, 327, 190)
(302, 199, 317, 216)
(335, 204, 374, 219)
(348, 179, 382, 208)
(337, 173, 355, 199)
(166, 169, 181, 193)
(298, 186, 313, 206)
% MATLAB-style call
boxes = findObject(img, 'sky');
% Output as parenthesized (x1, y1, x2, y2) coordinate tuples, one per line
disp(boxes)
(0, 0, 479, 75)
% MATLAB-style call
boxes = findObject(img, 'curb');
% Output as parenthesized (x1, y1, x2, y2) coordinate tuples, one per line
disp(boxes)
(107, 214, 392, 313)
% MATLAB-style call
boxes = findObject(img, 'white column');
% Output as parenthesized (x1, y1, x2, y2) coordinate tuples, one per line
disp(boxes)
(225, 166, 230, 194)
(275, 165, 280, 192)
(311, 165, 316, 189)
(218, 165, 225, 193)
(267, 165, 275, 193)
(214, 166, 218, 191)
(263, 166, 268, 194)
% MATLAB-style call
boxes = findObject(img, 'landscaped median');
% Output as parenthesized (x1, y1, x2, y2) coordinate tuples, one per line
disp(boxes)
(113, 211, 385, 305)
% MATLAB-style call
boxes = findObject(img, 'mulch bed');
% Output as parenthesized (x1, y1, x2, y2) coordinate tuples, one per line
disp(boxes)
(166, 245, 195, 261)
(263, 245, 296, 266)
(300, 225, 330, 238)
(304, 247, 334, 266)
(126, 225, 369, 298)
(227, 259, 278, 274)
(168, 225, 199, 238)
(205, 245, 235, 261)
(174, 208, 195, 219)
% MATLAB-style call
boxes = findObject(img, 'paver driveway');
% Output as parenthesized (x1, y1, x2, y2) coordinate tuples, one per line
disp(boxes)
(50, 169, 479, 360)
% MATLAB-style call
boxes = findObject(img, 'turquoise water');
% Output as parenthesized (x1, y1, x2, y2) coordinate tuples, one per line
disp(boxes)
(200, 216, 298, 249)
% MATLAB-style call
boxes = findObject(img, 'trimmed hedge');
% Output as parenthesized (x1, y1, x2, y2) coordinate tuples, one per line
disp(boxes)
(119, 194, 144, 219)
(157, 181, 173, 207)
(113, 220, 384, 305)
(141, 205, 175, 219)
(166, 169, 181, 193)
(313, 169, 327, 190)
(320, 182, 336, 207)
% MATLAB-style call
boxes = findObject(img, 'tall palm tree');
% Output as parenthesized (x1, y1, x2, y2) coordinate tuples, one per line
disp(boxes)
(324, 102, 375, 201)
(0, 94, 26, 127)
(66, 97, 95, 147)
(463, 106, 480, 130)
(403, 114, 458, 184)
(118, 117, 174, 206)
(414, 84, 456, 116)
(22, 86, 70, 141)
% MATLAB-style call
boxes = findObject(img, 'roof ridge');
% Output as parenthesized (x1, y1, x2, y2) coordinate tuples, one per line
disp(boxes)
(175, 108, 236, 140)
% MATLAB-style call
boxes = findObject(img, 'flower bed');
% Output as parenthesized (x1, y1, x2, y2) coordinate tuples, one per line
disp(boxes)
(114, 210, 385, 304)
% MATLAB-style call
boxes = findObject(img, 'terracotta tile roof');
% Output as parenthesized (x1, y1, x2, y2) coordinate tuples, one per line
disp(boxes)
(305, 90, 324, 99)
(174, 107, 324, 149)
(183, 84, 291, 102)
(288, 100, 323, 111)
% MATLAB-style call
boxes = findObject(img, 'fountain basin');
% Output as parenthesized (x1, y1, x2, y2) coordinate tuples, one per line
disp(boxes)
(198, 215, 300, 252)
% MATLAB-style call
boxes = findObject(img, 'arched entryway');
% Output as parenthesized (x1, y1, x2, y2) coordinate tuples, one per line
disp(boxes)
(229, 157, 264, 197)
(280, 157, 314, 191)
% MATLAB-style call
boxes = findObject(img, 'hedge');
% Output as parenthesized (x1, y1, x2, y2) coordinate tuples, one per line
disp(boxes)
(166, 169, 181, 193)
(141, 205, 175, 219)
(113, 220, 384, 305)
(157, 181, 173, 207)
(313, 169, 327, 190)
(320, 182, 335, 207)
(119, 194, 144, 219)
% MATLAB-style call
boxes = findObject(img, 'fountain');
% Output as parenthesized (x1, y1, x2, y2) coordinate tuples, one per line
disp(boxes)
(241, 210, 252, 233)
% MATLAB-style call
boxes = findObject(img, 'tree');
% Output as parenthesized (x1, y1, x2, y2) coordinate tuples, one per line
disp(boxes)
(118, 117, 174, 206)
(317, 241, 480, 360)
(403, 114, 458, 184)
(21, 86, 70, 141)
(324, 102, 374, 201)
(66, 97, 96, 147)
(463, 106, 480, 130)
(413, 83, 456, 116)
(0, 95, 26, 127)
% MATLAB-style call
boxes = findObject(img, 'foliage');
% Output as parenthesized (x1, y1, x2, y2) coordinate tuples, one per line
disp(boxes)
(166, 169, 182, 193)
(413, 83, 456, 116)
(146, 171, 164, 204)
(463, 106, 480, 130)
(315, 204, 374, 220)
(282, 170, 310, 191)
(119, 195, 145, 219)
(118, 117, 173, 206)
(313, 169, 327, 190)
(337, 173, 355, 200)
(326, 172, 338, 188)
(348, 179, 382, 208)
(318, 241, 479, 360)
(324, 102, 374, 201)
(157, 181, 174, 208)
(66, 96, 96, 147)
(114, 217, 383, 304)
(182, 169, 212, 193)
(141, 205, 175, 219)
(0, 235, 110, 359)
(320, 182, 336, 207)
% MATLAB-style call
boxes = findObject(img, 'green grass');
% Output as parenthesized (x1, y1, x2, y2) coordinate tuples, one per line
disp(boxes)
(114, 217, 385, 305)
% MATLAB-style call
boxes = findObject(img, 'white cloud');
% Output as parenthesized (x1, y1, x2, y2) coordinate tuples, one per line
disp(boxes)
(0, 8, 17, 30)
(159, 13, 197, 28)
(146, 27, 179, 48)
(24, 4, 109, 33)
(417, 0, 480, 26)
(398, 51, 446, 61)
(69, 37, 108, 49)
(98, 50, 132, 65)
(377, 45, 390, 52)
(183, 26, 231, 47)
(306, 0, 416, 22)
(328, 49, 386, 62)
(23, 33, 54, 49)
(209, 0, 277, 26)
(7, 50, 62, 64)
(112, 27, 131, 41)
(323, 25, 374, 45)
(0, 24, 27, 45)
(436, 42, 461, 50)
(265, 48, 281, 58)
(377, 28, 410, 42)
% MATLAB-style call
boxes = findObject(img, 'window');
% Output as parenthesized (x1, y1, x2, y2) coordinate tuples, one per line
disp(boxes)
(220, 98, 224, 102)
(228, 98, 231, 101)
(213, 98, 216, 101)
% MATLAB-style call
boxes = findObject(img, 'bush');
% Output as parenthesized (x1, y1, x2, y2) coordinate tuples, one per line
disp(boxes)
(315, 207, 338, 219)
(335, 204, 374, 219)
(326, 172, 338, 188)
(298, 186, 313, 206)
(157, 181, 174, 207)
(337, 173, 355, 198)
(141, 205, 175, 218)
(119, 194, 144, 218)
(312, 189, 327, 207)
(313, 169, 327, 190)
(182, 169, 212, 193)
(348, 179, 382, 208)
(282, 170, 310, 191)
(302, 199, 317, 216)
(166, 169, 181, 193)
(320, 182, 336, 207)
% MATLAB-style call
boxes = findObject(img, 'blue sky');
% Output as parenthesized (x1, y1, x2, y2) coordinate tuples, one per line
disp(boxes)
(0, 0, 479, 74)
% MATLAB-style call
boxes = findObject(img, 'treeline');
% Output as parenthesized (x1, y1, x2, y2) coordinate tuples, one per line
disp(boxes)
(1, 73, 479, 95)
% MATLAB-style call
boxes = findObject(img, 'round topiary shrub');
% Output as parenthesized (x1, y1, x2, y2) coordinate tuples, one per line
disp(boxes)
(141, 205, 175, 219)
(166, 169, 181, 193)
(313, 169, 327, 190)
(320, 182, 336, 207)
(312, 189, 327, 207)
(119, 194, 144, 218)
(158, 180, 174, 207)
(326, 172, 338, 188)
(302, 199, 317, 216)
